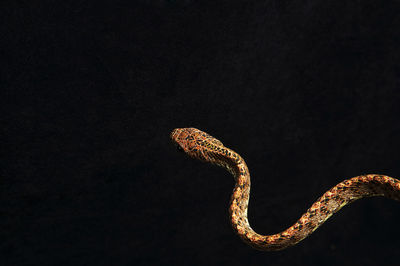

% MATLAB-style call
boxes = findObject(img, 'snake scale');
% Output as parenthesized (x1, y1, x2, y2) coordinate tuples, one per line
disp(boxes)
(171, 127, 400, 251)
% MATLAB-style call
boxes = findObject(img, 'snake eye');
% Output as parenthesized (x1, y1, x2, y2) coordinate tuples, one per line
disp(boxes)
(176, 145, 184, 152)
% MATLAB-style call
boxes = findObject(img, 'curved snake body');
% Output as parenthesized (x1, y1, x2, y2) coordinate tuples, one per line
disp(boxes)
(170, 127, 400, 251)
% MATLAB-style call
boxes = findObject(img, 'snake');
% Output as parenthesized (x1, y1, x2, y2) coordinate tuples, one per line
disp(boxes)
(170, 127, 400, 251)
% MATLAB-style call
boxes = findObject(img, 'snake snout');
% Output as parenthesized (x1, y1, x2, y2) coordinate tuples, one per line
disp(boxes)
(170, 128, 186, 153)
(170, 128, 180, 141)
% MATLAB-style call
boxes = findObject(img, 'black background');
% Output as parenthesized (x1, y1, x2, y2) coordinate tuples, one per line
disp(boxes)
(3, 1, 400, 265)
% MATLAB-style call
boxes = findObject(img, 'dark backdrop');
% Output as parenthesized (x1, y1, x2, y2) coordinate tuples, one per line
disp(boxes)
(3, 1, 400, 265)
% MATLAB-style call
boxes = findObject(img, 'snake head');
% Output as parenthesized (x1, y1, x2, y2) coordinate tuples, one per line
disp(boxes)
(170, 127, 224, 162)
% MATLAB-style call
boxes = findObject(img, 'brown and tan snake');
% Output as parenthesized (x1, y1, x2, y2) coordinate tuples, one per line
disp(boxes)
(170, 127, 400, 251)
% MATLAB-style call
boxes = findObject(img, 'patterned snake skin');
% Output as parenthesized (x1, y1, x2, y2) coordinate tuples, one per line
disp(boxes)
(171, 127, 400, 251)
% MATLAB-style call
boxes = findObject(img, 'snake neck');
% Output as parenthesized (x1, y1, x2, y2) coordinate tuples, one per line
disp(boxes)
(228, 160, 286, 251)
(229, 161, 253, 239)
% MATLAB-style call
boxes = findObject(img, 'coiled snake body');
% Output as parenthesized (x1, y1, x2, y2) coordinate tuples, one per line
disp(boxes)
(171, 127, 400, 251)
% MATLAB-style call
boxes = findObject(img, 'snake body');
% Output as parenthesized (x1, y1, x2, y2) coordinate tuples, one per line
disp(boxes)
(171, 127, 400, 251)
